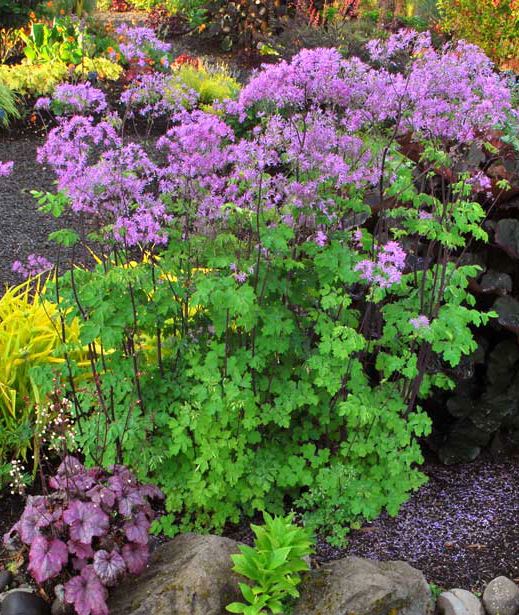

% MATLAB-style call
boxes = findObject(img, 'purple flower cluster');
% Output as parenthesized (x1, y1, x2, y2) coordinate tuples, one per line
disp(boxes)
(355, 241, 407, 289)
(0, 160, 13, 176)
(3, 457, 163, 615)
(468, 171, 493, 197)
(230, 38, 512, 143)
(116, 25, 171, 67)
(38, 117, 169, 246)
(410, 315, 430, 330)
(36, 34, 514, 249)
(120, 72, 197, 120)
(12, 254, 53, 279)
(36, 83, 107, 116)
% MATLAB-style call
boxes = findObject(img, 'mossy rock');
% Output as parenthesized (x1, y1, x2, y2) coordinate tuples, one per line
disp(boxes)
(107, 534, 243, 615)
(294, 556, 433, 615)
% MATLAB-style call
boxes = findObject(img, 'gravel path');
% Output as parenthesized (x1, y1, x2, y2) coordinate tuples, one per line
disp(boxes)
(0, 137, 60, 289)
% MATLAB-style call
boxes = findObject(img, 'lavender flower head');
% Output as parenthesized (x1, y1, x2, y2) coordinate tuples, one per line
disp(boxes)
(116, 25, 171, 67)
(410, 315, 430, 330)
(355, 241, 406, 289)
(12, 254, 53, 279)
(314, 230, 328, 246)
(51, 83, 108, 115)
(0, 160, 13, 176)
(120, 72, 197, 120)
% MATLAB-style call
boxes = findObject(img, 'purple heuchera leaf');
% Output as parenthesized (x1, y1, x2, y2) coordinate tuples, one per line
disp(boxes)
(56, 455, 85, 476)
(114, 480, 145, 517)
(49, 456, 97, 492)
(68, 539, 94, 559)
(63, 501, 109, 544)
(86, 484, 116, 508)
(123, 512, 150, 545)
(122, 542, 149, 575)
(65, 566, 109, 615)
(93, 549, 126, 586)
(139, 483, 164, 500)
(28, 536, 68, 583)
(18, 499, 54, 545)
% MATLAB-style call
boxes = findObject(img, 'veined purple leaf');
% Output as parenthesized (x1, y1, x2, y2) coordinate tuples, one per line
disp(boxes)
(63, 501, 109, 544)
(72, 557, 89, 571)
(122, 542, 149, 575)
(28, 536, 68, 584)
(139, 483, 164, 501)
(86, 485, 116, 508)
(118, 490, 145, 517)
(93, 549, 126, 586)
(49, 457, 96, 493)
(19, 503, 53, 545)
(110, 465, 137, 484)
(107, 475, 124, 497)
(68, 539, 94, 559)
(123, 512, 150, 545)
(50, 473, 96, 493)
(65, 566, 109, 615)
(57, 456, 85, 476)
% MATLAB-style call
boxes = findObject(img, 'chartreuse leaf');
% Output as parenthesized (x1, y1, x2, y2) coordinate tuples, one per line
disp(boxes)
(226, 513, 314, 614)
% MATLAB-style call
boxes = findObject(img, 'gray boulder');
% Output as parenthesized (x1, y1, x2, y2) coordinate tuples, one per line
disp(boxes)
(483, 577, 519, 615)
(107, 534, 243, 615)
(438, 589, 485, 615)
(294, 556, 433, 615)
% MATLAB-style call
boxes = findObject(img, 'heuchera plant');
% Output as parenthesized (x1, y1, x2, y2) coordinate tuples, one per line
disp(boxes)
(3, 457, 163, 615)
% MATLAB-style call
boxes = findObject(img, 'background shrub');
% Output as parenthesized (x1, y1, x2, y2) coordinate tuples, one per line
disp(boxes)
(437, 0, 519, 68)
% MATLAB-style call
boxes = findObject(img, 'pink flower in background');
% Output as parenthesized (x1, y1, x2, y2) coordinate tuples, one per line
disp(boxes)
(314, 230, 328, 246)
(355, 241, 407, 289)
(12, 254, 53, 279)
(0, 161, 13, 176)
(410, 315, 431, 330)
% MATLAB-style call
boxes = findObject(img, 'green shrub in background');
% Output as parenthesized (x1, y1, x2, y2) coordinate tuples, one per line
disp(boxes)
(0, 0, 36, 27)
(0, 62, 69, 96)
(20, 18, 85, 64)
(173, 64, 241, 104)
(437, 0, 519, 68)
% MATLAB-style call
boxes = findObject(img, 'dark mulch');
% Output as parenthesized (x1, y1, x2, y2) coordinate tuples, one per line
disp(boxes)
(317, 455, 519, 592)
(0, 490, 24, 568)
(0, 136, 58, 289)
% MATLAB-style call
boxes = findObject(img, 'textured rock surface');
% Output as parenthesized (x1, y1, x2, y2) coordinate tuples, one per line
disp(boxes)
(438, 588, 485, 615)
(294, 556, 433, 615)
(107, 534, 243, 615)
(1, 590, 51, 615)
(483, 577, 519, 615)
(0, 570, 13, 593)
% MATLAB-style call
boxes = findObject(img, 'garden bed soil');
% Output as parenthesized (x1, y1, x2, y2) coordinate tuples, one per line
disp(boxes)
(0, 135, 91, 290)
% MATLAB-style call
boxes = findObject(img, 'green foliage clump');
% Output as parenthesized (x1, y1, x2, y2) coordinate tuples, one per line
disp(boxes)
(227, 513, 314, 615)
(0, 82, 19, 126)
(172, 64, 241, 104)
(0, 277, 82, 483)
(20, 17, 85, 64)
(437, 0, 519, 68)
(0, 61, 68, 96)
